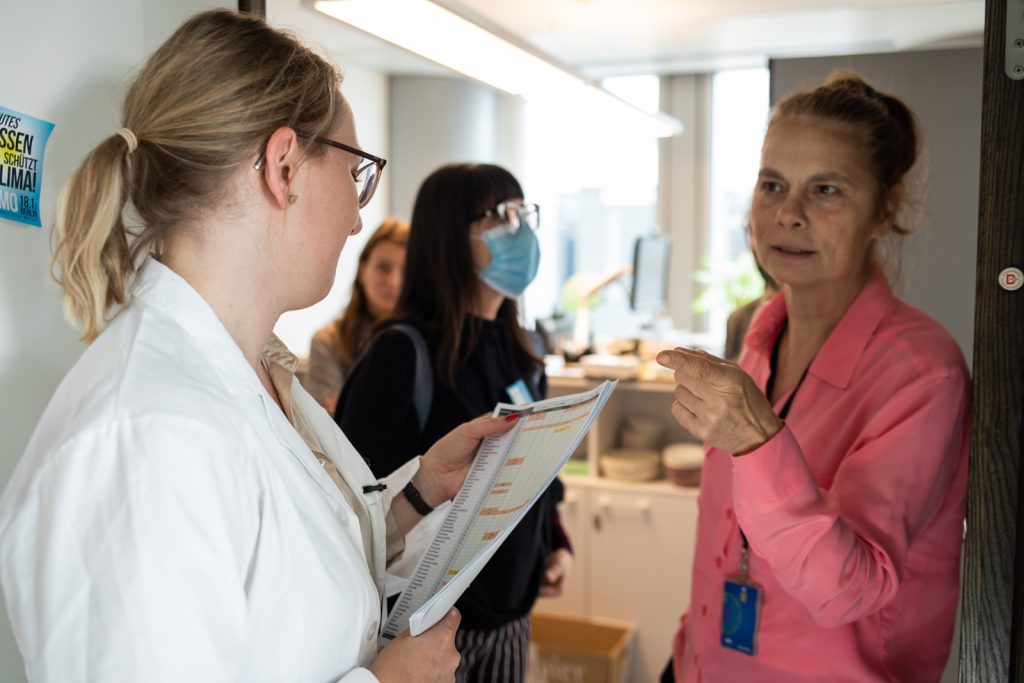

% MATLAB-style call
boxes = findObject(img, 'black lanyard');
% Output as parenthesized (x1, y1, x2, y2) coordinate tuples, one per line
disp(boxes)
(740, 329, 811, 552)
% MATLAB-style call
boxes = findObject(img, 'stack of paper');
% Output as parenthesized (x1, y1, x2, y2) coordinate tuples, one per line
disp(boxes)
(381, 380, 617, 644)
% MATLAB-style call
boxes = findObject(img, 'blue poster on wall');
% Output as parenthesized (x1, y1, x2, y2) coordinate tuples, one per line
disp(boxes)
(0, 106, 54, 228)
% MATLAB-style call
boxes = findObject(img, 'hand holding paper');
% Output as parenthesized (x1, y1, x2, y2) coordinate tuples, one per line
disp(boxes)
(418, 412, 520, 502)
(370, 609, 461, 683)
(381, 381, 617, 644)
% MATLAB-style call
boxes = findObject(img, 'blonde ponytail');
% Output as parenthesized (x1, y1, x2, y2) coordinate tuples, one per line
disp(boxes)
(48, 9, 343, 343)
(51, 135, 134, 342)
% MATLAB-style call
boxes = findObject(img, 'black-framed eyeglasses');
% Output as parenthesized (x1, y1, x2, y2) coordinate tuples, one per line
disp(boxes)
(474, 201, 540, 233)
(254, 133, 387, 208)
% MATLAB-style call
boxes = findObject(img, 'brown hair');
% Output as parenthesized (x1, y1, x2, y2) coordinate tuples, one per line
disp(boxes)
(52, 9, 343, 341)
(771, 69, 920, 237)
(399, 163, 542, 385)
(332, 218, 410, 367)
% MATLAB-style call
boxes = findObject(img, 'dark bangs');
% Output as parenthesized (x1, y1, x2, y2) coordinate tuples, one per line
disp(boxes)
(466, 164, 525, 217)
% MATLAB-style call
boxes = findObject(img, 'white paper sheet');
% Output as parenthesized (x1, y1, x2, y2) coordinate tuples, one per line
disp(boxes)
(380, 380, 617, 644)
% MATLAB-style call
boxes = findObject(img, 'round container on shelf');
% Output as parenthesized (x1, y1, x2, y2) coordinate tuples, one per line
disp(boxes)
(618, 414, 666, 450)
(620, 427, 658, 450)
(599, 448, 661, 482)
(579, 354, 640, 380)
(662, 442, 705, 487)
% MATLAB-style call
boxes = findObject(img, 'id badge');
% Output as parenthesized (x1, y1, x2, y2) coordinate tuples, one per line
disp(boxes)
(506, 379, 534, 405)
(721, 579, 762, 656)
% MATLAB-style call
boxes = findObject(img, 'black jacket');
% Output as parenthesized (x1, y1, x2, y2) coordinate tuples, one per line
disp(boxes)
(335, 318, 565, 630)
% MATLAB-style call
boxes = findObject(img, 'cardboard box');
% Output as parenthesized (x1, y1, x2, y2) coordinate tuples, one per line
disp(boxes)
(528, 612, 635, 683)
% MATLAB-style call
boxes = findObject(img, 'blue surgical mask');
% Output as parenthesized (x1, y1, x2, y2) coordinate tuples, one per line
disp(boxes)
(472, 222, 541, 298)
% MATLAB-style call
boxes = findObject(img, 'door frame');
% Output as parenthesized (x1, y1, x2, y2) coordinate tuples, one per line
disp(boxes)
(960, 0, 1024, 681)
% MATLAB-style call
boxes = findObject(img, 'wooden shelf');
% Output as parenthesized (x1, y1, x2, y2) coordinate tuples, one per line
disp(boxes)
(559, 472, 700, 499)
(548, 374, 677, 393)
(549, 372, 701, 493)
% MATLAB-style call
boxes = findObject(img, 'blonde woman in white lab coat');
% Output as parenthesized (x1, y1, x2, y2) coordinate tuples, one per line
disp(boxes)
(0, 10, 517, 683)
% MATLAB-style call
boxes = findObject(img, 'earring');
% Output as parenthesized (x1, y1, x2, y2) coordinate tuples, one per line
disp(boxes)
(288, 194, 298, 205)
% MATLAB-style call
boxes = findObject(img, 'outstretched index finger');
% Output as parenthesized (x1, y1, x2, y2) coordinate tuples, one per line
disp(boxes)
(656, 347, 709, 374)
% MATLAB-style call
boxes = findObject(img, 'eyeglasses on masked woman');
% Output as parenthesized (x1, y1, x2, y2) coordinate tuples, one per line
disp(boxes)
(474, 201, 540, 234)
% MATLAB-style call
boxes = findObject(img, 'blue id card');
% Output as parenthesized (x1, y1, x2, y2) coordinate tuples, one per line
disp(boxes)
(721, 579, 761, 655)
(506, 379, 534, 405)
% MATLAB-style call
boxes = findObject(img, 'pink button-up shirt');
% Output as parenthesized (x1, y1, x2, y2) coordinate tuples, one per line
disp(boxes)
(674, 274, 970, 683)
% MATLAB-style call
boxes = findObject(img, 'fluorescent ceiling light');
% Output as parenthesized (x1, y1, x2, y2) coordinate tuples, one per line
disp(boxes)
(313, 0, 683, 138)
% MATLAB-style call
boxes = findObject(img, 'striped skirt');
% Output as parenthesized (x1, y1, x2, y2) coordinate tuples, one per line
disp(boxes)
(455, 614, 531, 683)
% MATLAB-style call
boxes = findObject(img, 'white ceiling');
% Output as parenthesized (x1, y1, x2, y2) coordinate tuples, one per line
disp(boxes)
(270, 0, 984, 80)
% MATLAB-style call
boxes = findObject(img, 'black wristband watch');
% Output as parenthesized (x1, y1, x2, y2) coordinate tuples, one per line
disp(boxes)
(402, 480, 435, 516)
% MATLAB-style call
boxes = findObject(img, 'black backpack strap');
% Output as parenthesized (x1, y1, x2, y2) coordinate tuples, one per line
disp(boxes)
(387, 324, 433, 434)
(525, 329, 547, 399)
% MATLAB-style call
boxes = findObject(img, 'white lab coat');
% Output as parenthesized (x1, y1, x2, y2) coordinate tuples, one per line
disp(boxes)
(0, 259, 429, 682)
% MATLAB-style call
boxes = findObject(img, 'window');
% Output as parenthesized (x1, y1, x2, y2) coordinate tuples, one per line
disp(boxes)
(521, 75, 662, 347)
(703, 68, 770, 338)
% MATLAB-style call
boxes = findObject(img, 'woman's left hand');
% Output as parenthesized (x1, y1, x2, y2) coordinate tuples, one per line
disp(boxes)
(416, 413, 520, 507)
(656, 348, 783, 455)
(539, 548, 574, 597)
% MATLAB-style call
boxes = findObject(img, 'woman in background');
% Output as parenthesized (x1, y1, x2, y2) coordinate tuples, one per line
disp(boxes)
(306, 218, 409, 412)
(659, 71, 969, 682)
(337, 163, 573, 683)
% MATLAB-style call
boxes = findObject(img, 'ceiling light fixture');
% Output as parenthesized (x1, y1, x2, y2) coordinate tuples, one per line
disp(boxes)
(313, 0, 683, 138)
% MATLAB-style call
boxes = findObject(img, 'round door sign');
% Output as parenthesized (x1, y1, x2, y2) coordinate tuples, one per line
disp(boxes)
(999, 267, 1023, 291)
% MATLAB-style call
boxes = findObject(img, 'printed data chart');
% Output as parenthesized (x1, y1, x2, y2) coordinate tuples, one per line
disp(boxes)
(442, 398, 597, 581)
(382, 381, 616, 642)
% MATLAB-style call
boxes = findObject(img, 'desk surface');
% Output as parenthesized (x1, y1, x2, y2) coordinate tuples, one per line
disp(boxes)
(547, 367, 677, 392)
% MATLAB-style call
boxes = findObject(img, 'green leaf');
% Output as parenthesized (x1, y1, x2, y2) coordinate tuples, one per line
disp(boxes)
(691, 251, 765, 314)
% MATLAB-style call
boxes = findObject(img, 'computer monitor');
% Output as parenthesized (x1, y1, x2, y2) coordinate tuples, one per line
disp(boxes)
(630, 234, 671, 311)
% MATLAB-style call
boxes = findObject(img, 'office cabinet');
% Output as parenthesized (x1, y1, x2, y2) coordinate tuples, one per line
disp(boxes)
(536, 478, 699, 683)
(535, 376, 701, 681)
(532, 375, 701, 681)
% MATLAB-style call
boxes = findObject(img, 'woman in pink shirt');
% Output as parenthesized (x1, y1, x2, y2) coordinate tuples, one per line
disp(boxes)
(658, 71, 970, 682)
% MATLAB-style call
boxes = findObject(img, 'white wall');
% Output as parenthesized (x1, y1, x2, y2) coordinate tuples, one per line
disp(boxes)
(389, 76, 504, 221)
(0, 2, 230, 680)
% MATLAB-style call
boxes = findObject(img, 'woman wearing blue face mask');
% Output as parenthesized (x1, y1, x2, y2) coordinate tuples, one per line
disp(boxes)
(336, 163, 572, 683)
